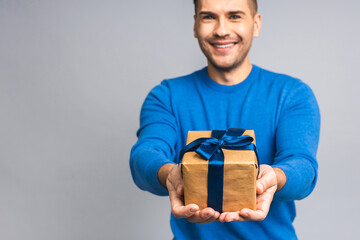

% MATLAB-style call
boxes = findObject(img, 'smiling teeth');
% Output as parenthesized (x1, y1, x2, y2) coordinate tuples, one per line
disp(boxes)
(214, 43, 234, 48)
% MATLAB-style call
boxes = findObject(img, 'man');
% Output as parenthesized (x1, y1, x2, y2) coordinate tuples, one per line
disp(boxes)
(130, 0, 320, 239)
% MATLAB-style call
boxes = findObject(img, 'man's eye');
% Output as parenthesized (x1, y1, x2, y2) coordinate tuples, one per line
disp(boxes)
(203, 15, 215, 20)
(230, 15, 241, 20)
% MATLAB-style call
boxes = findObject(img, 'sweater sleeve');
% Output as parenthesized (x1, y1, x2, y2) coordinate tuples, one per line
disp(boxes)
(272, 82, 320, 201)
(129, 81, 178, 196)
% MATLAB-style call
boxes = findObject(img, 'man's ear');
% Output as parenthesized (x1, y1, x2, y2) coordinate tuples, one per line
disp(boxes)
(193, 15, 198, 38)
(253, 13, 262, 38)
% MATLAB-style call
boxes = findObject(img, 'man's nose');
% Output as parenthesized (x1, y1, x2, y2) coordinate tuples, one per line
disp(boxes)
(214, 18, 230, 37)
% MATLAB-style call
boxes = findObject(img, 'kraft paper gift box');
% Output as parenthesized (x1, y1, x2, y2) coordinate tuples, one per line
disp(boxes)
(180, 129, 258, 213)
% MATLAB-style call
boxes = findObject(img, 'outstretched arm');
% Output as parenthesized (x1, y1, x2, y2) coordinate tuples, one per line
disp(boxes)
(220, 82, 320, 222)
(272, 82, 320, 201)
(130, 81, 178, 196)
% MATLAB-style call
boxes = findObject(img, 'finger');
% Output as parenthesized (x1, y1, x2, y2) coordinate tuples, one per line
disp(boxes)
(167, 165, 183, 193)
(167, 165, 197, 218)
(187, 208, 213, 223)
(219, 211, 247, 222)
(244, 187, 275, 221)
(257, 166, 276, 195)
(218, 212, 226, 222)
(256, 181, 264, 194)
(218, 212, 227, 222)
(257, 178, 275, 195)
(187, 208, 218, 223)
(195, 211, 220, 224)
(240, 208, 266, 221)
(176, 182, 184, 196)
(199, 208, 216, 218)
(255, 191, 274, 214)
(169, 186, 198, 218)
(173, 165, 185, 196)
(186, 211, 200, 223)
(172, 203, 199, 218)
(196, 212, 220, 225)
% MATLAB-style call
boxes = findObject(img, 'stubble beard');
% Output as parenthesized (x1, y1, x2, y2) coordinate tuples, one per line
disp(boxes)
(199, 38, 253, 73)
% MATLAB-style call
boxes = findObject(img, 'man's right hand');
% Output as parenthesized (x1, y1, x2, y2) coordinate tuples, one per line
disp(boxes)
(158, 163, 220, 224)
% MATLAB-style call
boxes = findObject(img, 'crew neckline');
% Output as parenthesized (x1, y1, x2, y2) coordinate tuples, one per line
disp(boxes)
(196, 65, 260, 93)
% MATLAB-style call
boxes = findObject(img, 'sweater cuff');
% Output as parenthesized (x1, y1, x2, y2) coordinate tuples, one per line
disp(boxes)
(272, 158, 316, 201)
(131, 148, 173, 196)
(272, 164, 295, 201)
(148, 158, 172, 196)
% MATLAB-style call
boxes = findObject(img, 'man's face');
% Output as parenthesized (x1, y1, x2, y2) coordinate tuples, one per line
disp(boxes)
(194, 0, 261, 72)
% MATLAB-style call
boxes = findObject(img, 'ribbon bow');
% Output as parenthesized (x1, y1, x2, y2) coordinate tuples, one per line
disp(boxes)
(179, 128, 258, 165)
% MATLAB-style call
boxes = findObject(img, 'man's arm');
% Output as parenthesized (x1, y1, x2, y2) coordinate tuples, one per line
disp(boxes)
(130, 81, 177, 196)
(219, 82, 319, 222)
(130, 81, 221, 224)
(271, 82, 320, 201)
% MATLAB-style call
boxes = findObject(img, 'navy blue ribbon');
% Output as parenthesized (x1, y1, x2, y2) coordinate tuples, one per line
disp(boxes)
(179, 128, 259, 213)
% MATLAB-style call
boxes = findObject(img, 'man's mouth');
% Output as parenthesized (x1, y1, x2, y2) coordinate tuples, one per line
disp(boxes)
(212, 43, 236, 48)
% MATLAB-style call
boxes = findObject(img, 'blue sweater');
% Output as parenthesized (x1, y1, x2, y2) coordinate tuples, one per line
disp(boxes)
(130, 65, 320, 239)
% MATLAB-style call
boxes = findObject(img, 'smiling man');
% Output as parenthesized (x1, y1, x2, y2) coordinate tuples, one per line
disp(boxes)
(130, 0, 320, 239)
(195, 0, 259, 83)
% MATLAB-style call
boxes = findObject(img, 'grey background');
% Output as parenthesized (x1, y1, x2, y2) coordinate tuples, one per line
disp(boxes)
(1, 0, 359, 239)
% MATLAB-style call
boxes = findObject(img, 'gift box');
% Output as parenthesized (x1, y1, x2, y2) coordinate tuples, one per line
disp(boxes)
(180, 128, 259, 212)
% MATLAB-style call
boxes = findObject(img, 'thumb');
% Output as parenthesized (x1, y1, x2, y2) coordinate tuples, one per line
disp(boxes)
(168, 164, 184, 196)
(176, 181, 184, 196)
(256, 181, 264, 194)
(256, 165, 277, 194)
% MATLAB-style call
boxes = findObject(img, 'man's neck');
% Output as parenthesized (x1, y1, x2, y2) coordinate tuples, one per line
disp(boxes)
(207, 61, 253, 86)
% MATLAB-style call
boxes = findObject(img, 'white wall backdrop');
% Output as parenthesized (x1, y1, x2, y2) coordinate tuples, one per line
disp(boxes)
(1, 0, 359, 239)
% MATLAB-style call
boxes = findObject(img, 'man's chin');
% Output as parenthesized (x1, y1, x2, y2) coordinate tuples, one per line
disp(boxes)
(209, 61, 240, 73)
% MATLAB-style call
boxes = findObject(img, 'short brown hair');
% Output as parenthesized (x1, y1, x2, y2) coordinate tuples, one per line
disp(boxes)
(193, 0, 258, 16)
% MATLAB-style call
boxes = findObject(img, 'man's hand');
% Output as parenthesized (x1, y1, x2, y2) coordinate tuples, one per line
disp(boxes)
(158, 163, 220, 224)
(218, 164, 283, 222)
